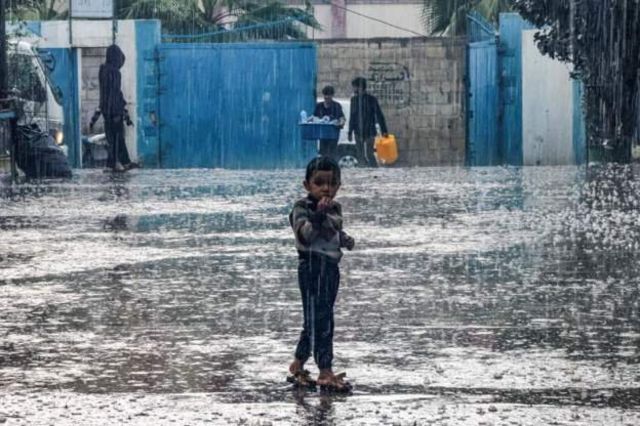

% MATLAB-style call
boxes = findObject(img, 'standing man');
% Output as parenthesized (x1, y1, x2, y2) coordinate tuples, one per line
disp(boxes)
(348, 77, 388, 168)
(313, 85, 345, 162)
(98, 44, 137, 172)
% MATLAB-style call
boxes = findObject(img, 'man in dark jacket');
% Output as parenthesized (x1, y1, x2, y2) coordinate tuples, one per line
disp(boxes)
(99, 44, 137, 172)
(348, 77, 388, 168)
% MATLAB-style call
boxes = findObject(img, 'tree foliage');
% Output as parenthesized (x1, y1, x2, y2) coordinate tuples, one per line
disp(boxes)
(8, 0, 65, 21)
(515, 0, 640, 159)
(8, 0, 320, 39)
(422, 0, 513, 35)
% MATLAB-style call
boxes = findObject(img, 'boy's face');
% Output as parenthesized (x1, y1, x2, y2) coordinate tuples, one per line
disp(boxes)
(323, 94, 333, 103)
(353, 85, 364, 95)
(304, 170, 340, 201)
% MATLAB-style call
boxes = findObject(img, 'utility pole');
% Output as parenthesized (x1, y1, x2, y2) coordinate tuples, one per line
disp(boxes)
(0, 0, 7, 99)
(331, 0, 347, 38)
(0, 0, 17, 182)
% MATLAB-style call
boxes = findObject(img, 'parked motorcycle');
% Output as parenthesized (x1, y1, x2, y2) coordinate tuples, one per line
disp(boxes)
(15, 123, 71, 179)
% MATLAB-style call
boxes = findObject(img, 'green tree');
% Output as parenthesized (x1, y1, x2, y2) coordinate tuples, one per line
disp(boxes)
(117, 0, 211, 34)
(422, 0, 513, 35)
(224, 1, 320, 40)
(8, 0, 66, 21)
(119, 0, 319, 38)
(8, 0, 320, 39)
(514, 0, 640, 162)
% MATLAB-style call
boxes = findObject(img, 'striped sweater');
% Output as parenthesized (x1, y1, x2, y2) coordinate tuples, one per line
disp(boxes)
(289, 196, 352, 262)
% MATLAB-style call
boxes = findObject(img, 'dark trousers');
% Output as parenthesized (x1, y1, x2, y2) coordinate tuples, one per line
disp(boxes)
(318, 139, 339, 161)
(355, 135, 378, 167)
(295, 255, 340, 370)
(105, 115, 131, 168)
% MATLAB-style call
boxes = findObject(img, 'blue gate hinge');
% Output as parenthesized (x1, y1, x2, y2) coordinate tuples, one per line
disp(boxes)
(143, 51, 158, 61)
(498, 44, 512, 56)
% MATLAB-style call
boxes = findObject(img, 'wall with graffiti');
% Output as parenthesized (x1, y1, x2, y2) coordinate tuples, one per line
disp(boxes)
(316, 37, 466, 166)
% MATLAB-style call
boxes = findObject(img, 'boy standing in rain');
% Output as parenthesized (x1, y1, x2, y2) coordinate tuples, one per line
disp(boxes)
(287, 156, 355, 392)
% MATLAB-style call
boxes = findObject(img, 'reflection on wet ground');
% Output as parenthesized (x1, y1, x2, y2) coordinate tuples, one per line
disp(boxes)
(1, 165, 640, 424)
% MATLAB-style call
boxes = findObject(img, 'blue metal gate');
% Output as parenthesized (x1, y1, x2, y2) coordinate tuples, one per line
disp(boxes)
(467, 12, 499, 166)
(157, 42, 316, 169)
(498, 14, 535, 166)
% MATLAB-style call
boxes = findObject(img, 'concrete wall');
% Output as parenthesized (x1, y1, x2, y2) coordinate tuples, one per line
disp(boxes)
(521, 30, 576, 166)
(312, 3, 426, 39)
(317, 37, 466, 166)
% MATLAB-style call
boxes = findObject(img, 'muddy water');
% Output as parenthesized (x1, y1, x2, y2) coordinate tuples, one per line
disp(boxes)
(1, 166, 640, 424)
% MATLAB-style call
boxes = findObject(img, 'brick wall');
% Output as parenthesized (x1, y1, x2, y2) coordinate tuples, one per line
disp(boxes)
(316, 37, 466, 166)
(81, 47, 106, 134)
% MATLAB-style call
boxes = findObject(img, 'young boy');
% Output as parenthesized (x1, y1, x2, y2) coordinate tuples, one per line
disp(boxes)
(288, 156, 355, 392)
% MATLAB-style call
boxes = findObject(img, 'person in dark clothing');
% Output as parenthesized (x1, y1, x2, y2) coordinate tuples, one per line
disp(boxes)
(287, 157, 355, 392)
(348, 77, 388, 168)
(98, 44, 137, 172)
(313, 86, 345, 161)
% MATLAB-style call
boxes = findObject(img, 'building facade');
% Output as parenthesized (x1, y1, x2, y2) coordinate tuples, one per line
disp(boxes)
(286, 0, 427, 39)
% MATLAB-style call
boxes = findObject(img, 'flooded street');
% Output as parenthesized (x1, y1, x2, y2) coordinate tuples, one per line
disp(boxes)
(1, 166, 640, 425)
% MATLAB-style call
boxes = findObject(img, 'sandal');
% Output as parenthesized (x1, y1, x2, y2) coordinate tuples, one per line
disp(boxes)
(286, 369, 317, 388)
(318, 372, 352, 394)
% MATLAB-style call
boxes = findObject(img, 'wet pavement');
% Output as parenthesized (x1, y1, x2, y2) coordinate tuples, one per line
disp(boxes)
(1, 165, 640, 425)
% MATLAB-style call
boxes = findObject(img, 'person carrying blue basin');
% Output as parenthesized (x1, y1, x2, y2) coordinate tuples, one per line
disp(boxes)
(313, 86, 346, 162)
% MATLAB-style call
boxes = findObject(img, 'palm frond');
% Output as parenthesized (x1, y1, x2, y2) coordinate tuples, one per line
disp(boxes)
(9, 0, 66, 21)
(422, 0, 513, 35)
(230, 1, 320, 40)
(422, 0, 467, 34)
(119, 0, 217, 34)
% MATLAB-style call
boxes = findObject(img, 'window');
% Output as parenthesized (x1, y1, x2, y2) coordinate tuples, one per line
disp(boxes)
(8, 54, 47, 103)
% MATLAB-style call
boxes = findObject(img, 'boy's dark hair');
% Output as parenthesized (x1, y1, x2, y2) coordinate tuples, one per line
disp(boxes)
(351, 77, 367, 90)
(305, 156, 341, 182)
(322, 85, 335, 96)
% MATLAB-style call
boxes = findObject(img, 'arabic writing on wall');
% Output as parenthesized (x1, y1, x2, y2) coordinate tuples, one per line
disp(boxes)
(368, 62, 411, 107)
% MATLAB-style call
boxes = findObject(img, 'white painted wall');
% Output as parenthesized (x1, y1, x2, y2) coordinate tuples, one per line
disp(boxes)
(308, 4, 426, 39)
(522, 30, 575, 166)
(114, 21, 138, 163)
(39, 20, 139, 162)
(40, 20, 114, 47)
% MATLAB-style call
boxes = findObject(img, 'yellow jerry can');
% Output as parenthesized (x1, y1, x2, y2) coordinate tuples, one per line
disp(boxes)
(374, 134, 398, 165)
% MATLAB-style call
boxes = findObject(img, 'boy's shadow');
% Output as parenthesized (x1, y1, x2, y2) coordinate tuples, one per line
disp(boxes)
(292, 388, 349, 425)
